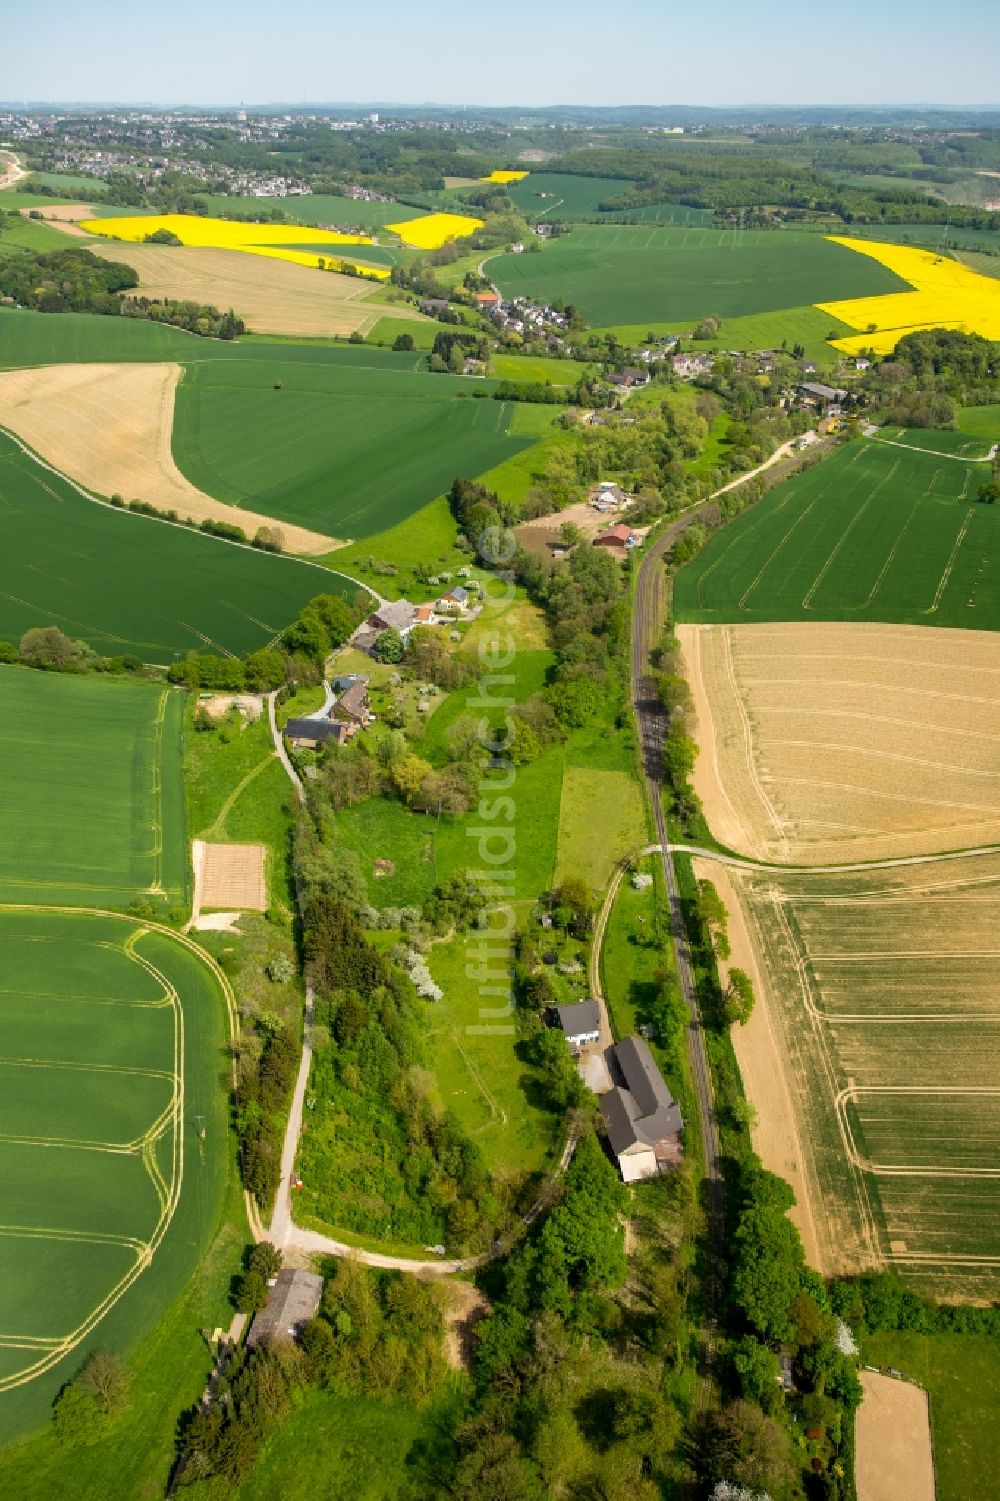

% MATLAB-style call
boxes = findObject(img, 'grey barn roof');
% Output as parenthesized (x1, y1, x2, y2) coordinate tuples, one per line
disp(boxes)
(799, 381, 848, 402)
(600, 1035, 683, 1154)
(555, 1000, 601, 1037)
(247, 1268, 323, 1348)
(285, 716, 343, 743)
(371, 599, 417, 632)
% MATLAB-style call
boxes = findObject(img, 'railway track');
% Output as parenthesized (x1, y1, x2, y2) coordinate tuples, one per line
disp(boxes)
(630, 511, 724, 1278)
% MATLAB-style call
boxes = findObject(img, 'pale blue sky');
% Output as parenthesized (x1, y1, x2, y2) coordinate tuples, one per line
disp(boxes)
(2, 0, 998, 108)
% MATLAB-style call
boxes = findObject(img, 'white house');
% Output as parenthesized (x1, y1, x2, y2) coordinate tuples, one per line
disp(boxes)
(555, 1000, 601, 1050)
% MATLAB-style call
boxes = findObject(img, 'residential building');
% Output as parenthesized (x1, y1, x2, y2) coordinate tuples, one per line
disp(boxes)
(368, 599, 417, 634)
(600, 1036, 683, 1182)
(554, 1000, 602, 1049)
(797, 381, 848, 406)
(333, 677, 371, 726)
(285, 716, 354, 749)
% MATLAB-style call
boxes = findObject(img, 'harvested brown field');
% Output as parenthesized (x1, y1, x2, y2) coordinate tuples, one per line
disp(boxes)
(678, 621, 1000, 863)
(0, 362, 337, 554)
(78, 237, 428, 338)
(855, 1372, 935, 1501)
(707, 852, 1000, 1300)
(25, 202, 100, 221)
(200, 841, 267, 910)
(692, 856, 821, 1268)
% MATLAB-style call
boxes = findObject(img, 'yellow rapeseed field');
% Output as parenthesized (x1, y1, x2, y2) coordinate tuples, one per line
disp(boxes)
(816, 236, 1000, 355)
(385, 211, 484, 249)
(77, 212, 389, 281)
(79, 212, 371, 249)
(482, 170, 529, 184)
(236, 245, 389, 279)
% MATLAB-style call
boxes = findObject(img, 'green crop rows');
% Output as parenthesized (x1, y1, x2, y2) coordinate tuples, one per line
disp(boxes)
(506, 172, 715, 225)
(490, 227, 907, 328)
(0, 670, 187, 907)
(0, 431, 342, 660)
(0, 671, 230, 1435)
(675, 436, 1000, 631)
(172, 358, 532, 537)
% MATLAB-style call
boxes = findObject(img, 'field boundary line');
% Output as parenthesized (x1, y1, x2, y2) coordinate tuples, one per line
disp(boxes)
(0, 904, 243, 1393)
(0, 424, 378, 605)
(924, 506, 974, 615)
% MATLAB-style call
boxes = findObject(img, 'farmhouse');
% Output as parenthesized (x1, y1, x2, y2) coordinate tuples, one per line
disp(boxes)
(247, 1268, 323, 1349)
(589, 480, 626, 509)
(594, 523, 638, 551)
(285, 716, 353, 749)
(475, 291, 501, 310)
(369, 599, 418, 634)
(600, 1035, 683, 1183)
(435, 585, 470, 612)
(554, 1000, 602, 1050)
(333, 676, 372, 727)
(611, 367, 650, 390)
(797, 381, 848, 406)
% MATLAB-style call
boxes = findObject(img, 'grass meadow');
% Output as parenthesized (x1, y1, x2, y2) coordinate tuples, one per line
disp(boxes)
(0, 431, 339, 660)
(236, 1390, 444, 1500)
(171, 358, 533, 538)
(675, 437, 1000, 631)
(957, 404, 1000, 440)
(490, 227, 907, 328)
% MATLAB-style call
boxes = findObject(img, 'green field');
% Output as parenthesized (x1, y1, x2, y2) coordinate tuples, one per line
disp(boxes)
(172, 358, 533, 537)
(490, 351, 593, 384)
(491, 226, 908, 328)
(957, 404, 1000, 439)
(675, 436, 1000, 630)
(0, 214, 80, 257)
(0, 912, 231, 1440)
(0, 671, 186, 908)
(0, 307, 434, 369)
(192, 192, 426, 230)
(505, 173, 715, 226)
(953, 248, 1000, 281)
(0, 671, 232, 1436)
(0, 431, 345, 660)
(864, 1334, 1000, 1501)
(686, 304, 858, 364)
(840, 221, 1000, 252)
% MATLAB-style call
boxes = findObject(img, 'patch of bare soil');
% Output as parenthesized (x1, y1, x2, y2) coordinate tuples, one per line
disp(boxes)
(200, 842, 267, 911)
(442, 1280, 490, 1372)
(25, 202, 99, 221)
(856, 1372, 935, 1501)
(199, 694, 265, 722)
(692, 857, 823, 1268)
(0, 362, 337, 554)
(677, 621, 1000, 864)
